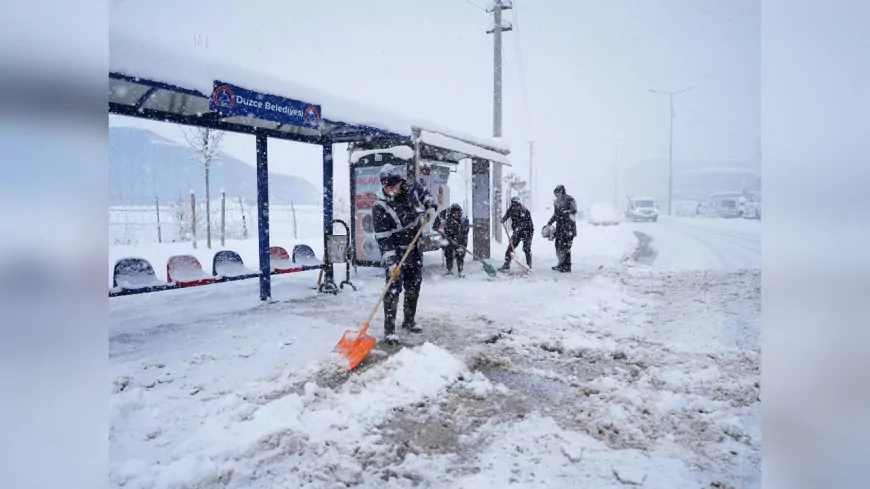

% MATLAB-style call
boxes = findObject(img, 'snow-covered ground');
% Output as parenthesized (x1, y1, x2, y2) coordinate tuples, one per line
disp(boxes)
(109, 213, 760, 488)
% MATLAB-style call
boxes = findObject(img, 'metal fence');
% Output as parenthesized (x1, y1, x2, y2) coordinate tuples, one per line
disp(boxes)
(108, 193, 335, 246)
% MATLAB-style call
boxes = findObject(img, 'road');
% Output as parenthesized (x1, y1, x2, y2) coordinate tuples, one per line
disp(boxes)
(626, 216, 761, 271)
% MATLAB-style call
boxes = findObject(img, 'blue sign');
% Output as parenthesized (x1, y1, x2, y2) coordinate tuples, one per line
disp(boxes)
(209, 80, 321, 130)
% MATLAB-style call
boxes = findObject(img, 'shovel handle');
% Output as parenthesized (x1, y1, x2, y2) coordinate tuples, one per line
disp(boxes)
(361, 214, 431, 332)
(501, 222, 533, 274)
(435, 231, 483, 263)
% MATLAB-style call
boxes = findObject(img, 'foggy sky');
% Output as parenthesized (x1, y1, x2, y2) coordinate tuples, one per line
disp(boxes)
(108, 0, 759, 210)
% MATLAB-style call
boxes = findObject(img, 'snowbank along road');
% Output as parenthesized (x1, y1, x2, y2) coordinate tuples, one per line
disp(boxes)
(109, 215, 760, 488)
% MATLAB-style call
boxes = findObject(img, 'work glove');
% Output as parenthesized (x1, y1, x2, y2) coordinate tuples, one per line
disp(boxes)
(387, 263, 400, 280)
(425, 207, 437, 222)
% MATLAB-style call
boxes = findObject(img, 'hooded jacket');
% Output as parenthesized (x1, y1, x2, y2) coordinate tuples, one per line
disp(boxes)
(548, 192, 578, 237)
(502, 203, 535, 237)
(433, 207, 470, 247)
(371, 177, 438, 266)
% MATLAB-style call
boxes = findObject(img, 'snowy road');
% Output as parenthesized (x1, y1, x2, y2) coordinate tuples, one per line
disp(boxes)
(630, 216, 761, 271)
(109, 217, 760, 489)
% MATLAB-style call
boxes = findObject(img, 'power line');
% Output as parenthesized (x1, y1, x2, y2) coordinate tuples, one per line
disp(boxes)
(455, 0, 488, 13)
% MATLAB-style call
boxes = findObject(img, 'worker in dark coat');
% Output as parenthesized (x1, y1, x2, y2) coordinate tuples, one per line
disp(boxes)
(371, 164, 438, 344)
(432, 203, 470, 276)
(499, 196, 534, 270)
(546, 184, 578, 272)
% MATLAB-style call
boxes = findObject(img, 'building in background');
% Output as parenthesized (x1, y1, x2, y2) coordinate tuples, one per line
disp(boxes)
(620, 158, 761, 214)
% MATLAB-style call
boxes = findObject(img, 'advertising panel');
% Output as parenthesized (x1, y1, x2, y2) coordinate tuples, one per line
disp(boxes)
(417, 165, 452, 237)
(352, 164, 408, 264)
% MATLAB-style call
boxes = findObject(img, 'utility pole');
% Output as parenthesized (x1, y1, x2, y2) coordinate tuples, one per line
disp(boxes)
(528, 141, 534, 210)
(487, 0, 512, 243)
(649, 86, 695, 216)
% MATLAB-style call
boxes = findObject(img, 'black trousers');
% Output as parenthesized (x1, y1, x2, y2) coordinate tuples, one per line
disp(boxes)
(385, 246, 423, 296)
(555, 232, 575, 269)
(505, 232, 532, 263)
(383, 246, 424, 335)
(444, 243, 466, 272)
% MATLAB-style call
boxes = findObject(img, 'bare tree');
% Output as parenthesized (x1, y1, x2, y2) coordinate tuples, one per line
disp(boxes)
(183, 127, 225, 249)
(503, 173, 529, 206)
(171, 196, 191, 242)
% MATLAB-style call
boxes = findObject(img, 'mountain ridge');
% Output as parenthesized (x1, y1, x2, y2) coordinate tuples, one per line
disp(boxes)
(109, 126, 320, 205)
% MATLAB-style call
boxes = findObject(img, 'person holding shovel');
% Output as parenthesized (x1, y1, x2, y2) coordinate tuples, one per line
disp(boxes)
(372, 164, 438, 345)
(499, 196, 535, 271)
(547, 184, 578, 272)
(433, 203, 470, 277)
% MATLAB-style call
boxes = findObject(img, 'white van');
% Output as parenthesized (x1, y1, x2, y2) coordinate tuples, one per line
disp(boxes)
(625, 196, 659, 222)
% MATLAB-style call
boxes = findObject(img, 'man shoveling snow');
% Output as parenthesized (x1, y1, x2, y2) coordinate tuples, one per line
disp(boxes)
(499, 196, 535, 271)
(372, 164, 438, 345)
(433, 203, 471, 277)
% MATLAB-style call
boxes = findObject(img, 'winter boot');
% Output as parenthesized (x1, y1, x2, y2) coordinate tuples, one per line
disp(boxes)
(525, 251, 532, 269)
(383, 293, 400, 344)
(457, 259, 465, 277)
(562, 251, 572, 273)
(552, 253, 562, 271)
(401, 291, 423, 333)
(444, 251, 454, 275)
(499, 260, 511, 272)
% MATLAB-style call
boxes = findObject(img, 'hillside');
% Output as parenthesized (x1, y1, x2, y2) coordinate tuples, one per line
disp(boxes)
(109, 127, 320, 205)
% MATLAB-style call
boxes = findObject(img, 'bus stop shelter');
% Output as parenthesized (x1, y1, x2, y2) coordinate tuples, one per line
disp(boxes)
(109, 35, 510, 301)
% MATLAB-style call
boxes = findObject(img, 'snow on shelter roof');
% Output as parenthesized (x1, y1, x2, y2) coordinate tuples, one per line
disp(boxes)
(109, 34, 509, 155)
(418, 130, 510, 165)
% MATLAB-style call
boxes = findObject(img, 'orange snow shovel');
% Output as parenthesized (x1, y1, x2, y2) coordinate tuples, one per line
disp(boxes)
(334, 214, 431, 372)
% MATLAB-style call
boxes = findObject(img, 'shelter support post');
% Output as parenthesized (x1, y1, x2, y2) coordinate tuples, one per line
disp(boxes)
(492, 162, 502, 243)
(256, 135, 271, 301)
(322, 143, 335, 286)
(471, 158, 491, 259)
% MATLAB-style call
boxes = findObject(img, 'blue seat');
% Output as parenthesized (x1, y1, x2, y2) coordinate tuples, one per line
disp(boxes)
(212, 250, 259, 281)
(111, 257, 174, 295)
(292, 244, 324, 270)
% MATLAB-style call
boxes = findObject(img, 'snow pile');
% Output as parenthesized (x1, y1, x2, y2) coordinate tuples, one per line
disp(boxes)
(448, 415, 703, 488)
(110, 342, 473, 488)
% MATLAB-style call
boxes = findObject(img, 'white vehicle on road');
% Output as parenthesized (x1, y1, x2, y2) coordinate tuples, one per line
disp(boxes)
(625, 196, 659, 222)
(707, 192, 744, 218)
(588, 202, 621, 226)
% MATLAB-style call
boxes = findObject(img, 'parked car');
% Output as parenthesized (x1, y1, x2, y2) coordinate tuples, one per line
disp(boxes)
(625, 196, 659, 222)
(588, 202, 621, 226)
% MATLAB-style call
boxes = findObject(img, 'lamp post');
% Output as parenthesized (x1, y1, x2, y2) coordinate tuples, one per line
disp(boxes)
(649, 86, 695, 215)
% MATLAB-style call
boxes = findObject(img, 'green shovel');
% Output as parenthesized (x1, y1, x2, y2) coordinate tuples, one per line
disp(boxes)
(435, 232, 498, 278)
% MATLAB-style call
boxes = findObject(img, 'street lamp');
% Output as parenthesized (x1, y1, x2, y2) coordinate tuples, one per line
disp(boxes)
(649, 86, 695, 216)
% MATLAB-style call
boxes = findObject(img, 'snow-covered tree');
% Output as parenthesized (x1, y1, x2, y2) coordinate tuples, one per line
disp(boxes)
(183, 127, 225, 249)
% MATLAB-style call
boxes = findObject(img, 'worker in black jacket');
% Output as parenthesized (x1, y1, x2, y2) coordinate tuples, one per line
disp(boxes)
(547, 184, 578, 272)
(499, 196, 534, 270)
(372, 164, 438, 344)
(432, 203, 470, 276)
